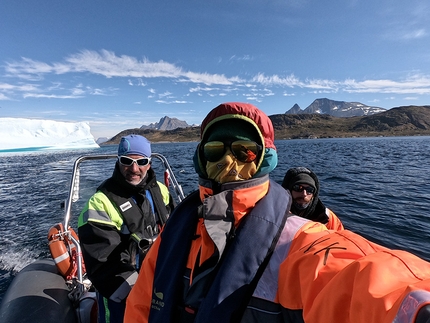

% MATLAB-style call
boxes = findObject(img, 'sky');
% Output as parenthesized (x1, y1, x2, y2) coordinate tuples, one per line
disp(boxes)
(1, 0, 430, 139)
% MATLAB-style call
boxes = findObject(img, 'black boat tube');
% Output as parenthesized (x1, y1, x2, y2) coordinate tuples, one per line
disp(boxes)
(0, 258, 76, 323)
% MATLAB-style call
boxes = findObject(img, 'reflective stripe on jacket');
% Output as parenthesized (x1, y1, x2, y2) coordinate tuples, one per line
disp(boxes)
(79, 181, 170, 229)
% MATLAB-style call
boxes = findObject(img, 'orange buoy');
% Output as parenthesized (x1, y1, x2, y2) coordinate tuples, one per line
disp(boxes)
(47, 223, 83, 279)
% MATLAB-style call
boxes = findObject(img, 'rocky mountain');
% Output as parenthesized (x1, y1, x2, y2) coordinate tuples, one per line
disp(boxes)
(271, 105, 430, 139)
(96, 137, 109, 144)
(140, 116, 190, 131)
(286, 98, 386, 117)
(105, 126, 200, 144)
(287, 103, 302, 114)
(101, 105, 430, 144)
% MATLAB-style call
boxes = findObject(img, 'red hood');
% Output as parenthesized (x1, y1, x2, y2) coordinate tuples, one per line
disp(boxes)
(200, 102, 276, 151)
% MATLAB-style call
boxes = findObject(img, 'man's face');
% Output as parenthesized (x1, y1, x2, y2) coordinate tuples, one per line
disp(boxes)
(291, 184, 314, 207)
(118, 154, 151, 185)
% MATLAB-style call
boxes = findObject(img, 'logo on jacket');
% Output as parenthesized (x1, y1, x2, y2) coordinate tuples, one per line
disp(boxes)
(151, 288, 165, 311)
(120, 201, 132, 212)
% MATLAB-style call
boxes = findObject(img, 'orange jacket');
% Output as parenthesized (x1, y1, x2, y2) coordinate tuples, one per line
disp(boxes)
(125, 101, 430, 322)
(326, 207, 344, 230)
(279, 229, 430, 322)
(125, 182, 430, 322)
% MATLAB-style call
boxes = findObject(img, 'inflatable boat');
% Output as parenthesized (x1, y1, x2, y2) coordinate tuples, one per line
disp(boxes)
(0, 153, 185, 323)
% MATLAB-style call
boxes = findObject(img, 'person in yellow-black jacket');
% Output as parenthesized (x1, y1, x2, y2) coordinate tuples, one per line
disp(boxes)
(282, 166, 344, 230)
(78, 134, 175, 323)
(125, 102, 430, 323)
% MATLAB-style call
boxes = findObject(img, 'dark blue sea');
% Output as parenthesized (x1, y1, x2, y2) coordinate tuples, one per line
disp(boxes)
(1, 137, 430, 303)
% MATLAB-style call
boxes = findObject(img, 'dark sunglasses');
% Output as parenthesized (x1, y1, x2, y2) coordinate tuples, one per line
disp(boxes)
(202, 140, 262, 163)
(118, 156, 151, 167)
(292, 184, 315, 194)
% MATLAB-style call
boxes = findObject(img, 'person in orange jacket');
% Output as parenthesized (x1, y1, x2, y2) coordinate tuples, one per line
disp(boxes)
(125, 102, 430, 323)
(282, 166, 344, 230)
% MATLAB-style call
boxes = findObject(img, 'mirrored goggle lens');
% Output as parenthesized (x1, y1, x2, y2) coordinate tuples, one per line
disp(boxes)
(231, 140, 260, 163)
(118, 156, 151, 166)
(203, 141, 226, 162)
(292, 184, 315, 194)
(203, 140, 261, 163)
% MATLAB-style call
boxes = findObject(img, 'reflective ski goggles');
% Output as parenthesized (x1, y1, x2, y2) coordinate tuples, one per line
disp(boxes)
(201, 140, 262, 163)
(292, 184, 315, 195)
(118, 156, 151, 167)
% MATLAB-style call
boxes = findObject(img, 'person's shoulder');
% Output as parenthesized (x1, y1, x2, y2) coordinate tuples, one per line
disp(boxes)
(156, 180, 168, 190)
(156, 181, 172, 202)
(326, 207, 338, 217)
(87, 190, 110, 205)
(325, 207, 345, 230)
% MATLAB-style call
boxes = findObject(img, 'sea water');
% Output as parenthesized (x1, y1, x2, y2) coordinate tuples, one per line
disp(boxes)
(1, 137, 430, 302)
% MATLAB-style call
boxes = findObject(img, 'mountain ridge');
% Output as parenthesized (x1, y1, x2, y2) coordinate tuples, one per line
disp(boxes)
(140, 116, 191, 131)
(101, 105, 430, 144)
(285, 98, 386, 117)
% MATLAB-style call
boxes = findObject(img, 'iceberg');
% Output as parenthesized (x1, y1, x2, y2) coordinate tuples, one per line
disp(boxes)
(0, 118, 99, 151)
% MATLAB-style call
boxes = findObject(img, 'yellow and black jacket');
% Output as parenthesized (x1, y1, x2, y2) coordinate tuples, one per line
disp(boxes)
(78, 165, 173, 302)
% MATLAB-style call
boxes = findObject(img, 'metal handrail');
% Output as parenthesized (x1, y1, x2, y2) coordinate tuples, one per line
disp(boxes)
(64, 154, 117, 230)
(151, 152, 185, 204)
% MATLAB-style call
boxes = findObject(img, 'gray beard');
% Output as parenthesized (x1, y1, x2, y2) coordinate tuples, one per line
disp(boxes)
(293, 201, 310, 210)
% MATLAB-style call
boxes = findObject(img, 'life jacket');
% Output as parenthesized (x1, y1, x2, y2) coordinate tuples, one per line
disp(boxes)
(148, 180, 290, 323)
(98, 173, 169, 248)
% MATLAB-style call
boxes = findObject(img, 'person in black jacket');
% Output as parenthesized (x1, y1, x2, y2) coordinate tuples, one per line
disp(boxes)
(78, 134, 175, 323)
(282, 167, 344, 230)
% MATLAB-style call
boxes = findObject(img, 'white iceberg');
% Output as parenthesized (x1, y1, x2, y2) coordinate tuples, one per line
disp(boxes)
(0, 118, 99, 151)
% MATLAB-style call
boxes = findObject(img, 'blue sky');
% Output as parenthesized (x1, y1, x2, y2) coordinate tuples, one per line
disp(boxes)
(1, 0, 430, 139)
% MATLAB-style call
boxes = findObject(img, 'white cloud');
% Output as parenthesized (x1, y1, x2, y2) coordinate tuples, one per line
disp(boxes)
(243, 96, 262, 102)
(3, 50, 430, 104)
(0, 82, 39, 92)
(343, 75, 430, 94)
(159, 91, 173, 98)
(229, 55, 254, 61)
(181, 71, 237, 85)
(23, 93, 83, 99)
(137, 79, 146, 87)
(401, 29, 427, 40)
(90, 88, 109, 95)
(71, 87, 86, 96)
(282, 92, 296, 97)
(252, 73, 303, 87)
(155, 100, 190, 104)
(0, 93, 11, 100)
(189, 86, 219, 93)
(6, 50, 240, 86)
